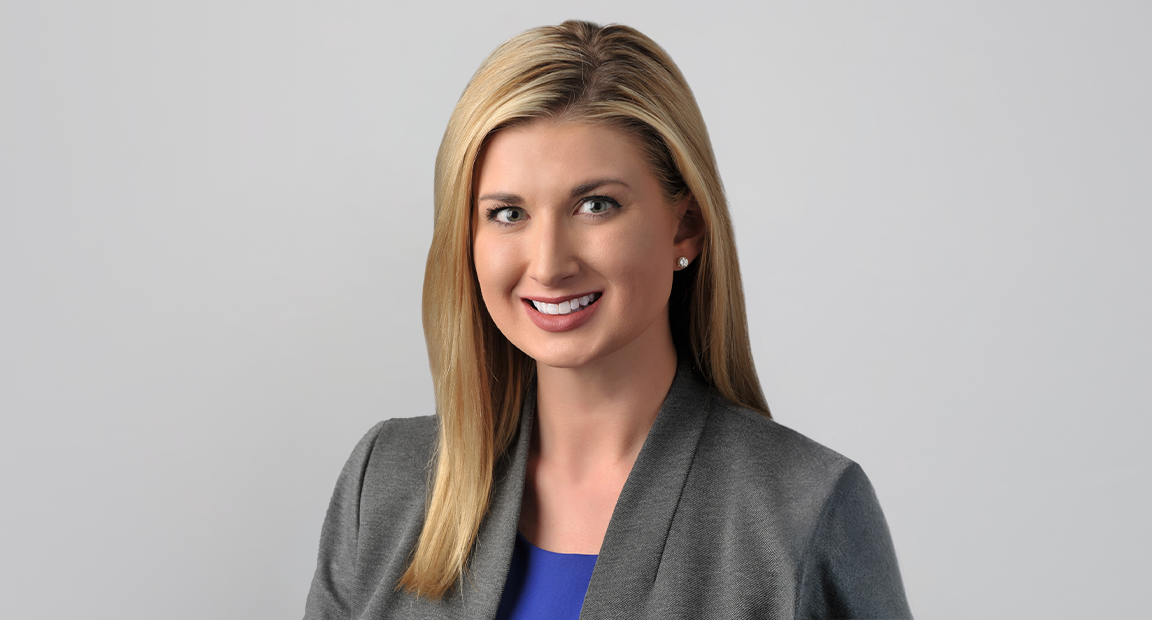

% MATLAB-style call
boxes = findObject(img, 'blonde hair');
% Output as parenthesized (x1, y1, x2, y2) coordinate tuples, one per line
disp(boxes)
(402, 20, 769, 598)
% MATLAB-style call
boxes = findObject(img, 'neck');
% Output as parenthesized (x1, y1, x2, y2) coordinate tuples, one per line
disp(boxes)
(532, 320, 679, 477)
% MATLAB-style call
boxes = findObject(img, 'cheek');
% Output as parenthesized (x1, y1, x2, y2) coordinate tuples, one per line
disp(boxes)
(473, 235, 520, 310)
(591, 221, 675, 306)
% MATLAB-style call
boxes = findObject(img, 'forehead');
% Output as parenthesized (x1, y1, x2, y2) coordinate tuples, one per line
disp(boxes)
(474, 120, 653, 197)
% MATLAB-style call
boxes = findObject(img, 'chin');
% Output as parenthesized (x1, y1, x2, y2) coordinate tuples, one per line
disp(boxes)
(517, 337, 614, 370)
(525, 347, 599, 370)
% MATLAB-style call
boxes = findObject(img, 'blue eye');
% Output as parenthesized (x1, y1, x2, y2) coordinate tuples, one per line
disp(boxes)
(577, 196, 619, 216)
(488, 206, 526, 224)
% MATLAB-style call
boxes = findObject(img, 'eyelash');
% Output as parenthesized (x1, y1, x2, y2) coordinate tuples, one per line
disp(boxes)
(485, 205, 523, 227)
(577, 195, 622, 217)
(485, 196, 622, 227)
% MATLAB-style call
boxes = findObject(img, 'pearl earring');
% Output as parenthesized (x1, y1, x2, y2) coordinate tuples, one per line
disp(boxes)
(677, 257, 690, 269)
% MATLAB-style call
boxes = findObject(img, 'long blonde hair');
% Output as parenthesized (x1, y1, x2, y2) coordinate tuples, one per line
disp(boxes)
(402, 20, 769, 598)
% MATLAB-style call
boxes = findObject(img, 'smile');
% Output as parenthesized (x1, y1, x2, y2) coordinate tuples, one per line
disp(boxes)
(526, 293, 601, 316)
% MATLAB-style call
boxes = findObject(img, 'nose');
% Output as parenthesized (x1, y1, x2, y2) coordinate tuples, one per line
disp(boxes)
(528, 216, 579, 287)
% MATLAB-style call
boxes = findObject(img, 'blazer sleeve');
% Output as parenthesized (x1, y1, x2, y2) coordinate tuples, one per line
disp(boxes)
(303, 421, 387, 620)
(795, 462, 913, 619)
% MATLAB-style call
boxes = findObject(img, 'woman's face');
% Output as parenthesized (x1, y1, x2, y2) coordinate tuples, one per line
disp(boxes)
(472, 120, 701, 370)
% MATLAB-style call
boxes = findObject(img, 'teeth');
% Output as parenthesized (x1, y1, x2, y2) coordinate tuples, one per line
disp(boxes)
(530, 293, 599, 315)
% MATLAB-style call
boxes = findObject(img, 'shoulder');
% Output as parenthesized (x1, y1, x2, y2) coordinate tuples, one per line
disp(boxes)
(683, 391, 878, 554)
(335, 416, 439, 557)
(697, 392, 857, 492)
(327, 415, 439, 528)
(355, 415, 438, 500)
(306, 416, 440, 616)
(360, 415, 438, 464)
(681, 393, 911, 615)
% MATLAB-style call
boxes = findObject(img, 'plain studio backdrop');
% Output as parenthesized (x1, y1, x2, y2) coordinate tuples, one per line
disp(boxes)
(1, 1, 1148, 618)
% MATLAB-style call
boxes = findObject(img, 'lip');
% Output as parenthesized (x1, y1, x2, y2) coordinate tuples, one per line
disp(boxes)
(522, 292, 602, 333)
(522, 292, 600, 304)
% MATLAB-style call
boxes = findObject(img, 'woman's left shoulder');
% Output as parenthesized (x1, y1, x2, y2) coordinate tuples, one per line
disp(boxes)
(681, 393, 912, 617)
(698, 392, 860, 488)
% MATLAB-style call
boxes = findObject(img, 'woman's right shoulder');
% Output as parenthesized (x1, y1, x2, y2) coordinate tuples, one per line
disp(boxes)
(337, 415, 439, 507)
(306, 416, 439, 614)
(357, 415, 439, 461)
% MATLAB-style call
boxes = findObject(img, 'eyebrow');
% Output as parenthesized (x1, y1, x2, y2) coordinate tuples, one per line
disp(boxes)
(568, 178, 630, 198)
(476, 178, 631, 204)
(476, 192, 523, 203)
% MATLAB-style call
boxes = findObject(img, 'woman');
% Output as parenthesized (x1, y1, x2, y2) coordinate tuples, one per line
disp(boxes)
(305, 20, 911, 619)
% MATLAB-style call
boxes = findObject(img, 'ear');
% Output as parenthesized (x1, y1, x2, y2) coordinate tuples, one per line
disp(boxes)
(673, 194, 706, 264)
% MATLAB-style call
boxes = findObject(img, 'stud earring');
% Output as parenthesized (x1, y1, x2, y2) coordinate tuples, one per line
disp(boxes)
(677, 257, 690, 269)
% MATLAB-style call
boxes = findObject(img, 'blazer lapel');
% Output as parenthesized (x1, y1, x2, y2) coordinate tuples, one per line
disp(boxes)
(578, 365, 713, 619)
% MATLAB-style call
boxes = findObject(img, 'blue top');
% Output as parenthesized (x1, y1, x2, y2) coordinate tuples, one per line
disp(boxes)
(494, 532, 599, 620)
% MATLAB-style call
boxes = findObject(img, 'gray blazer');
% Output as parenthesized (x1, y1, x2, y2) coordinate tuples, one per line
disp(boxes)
(304, 366, 912, 619)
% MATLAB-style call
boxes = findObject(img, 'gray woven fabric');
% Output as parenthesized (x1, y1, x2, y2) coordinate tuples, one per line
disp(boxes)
(304, 366, 912, 619)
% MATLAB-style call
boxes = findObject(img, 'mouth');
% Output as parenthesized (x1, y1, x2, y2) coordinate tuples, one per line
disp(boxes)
(524, 292, 602, 316)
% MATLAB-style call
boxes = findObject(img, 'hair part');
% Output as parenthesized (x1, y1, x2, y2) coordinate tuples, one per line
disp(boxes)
(403, 20, 769, 598)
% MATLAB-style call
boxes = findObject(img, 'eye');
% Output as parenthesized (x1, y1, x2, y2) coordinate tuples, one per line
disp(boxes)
(577, 196, 620, 216)
(488, 206, 527, 224)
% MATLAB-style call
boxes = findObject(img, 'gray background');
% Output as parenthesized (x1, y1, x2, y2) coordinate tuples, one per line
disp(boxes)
(1, 1, 1148, 618)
